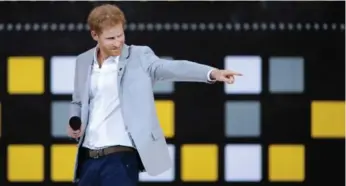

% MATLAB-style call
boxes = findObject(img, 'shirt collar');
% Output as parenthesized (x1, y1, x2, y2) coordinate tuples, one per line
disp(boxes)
(93, 46, 120, 64)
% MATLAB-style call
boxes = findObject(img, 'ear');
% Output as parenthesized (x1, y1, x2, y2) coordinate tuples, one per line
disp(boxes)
(91, 30, 98, 41)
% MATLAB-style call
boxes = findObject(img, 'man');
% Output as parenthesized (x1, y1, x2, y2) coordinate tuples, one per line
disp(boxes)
(67, 3, 242, 186)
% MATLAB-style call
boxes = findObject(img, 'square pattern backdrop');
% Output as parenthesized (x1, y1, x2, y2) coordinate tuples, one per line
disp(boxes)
(1, 54, 344, 185)
(0, 2, 344, 186)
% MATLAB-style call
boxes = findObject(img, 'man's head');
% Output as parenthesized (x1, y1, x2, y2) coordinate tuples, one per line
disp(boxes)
(87, 4, 126, 57)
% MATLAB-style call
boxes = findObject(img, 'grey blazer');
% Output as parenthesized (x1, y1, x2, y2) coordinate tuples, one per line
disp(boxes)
(70, 44, 215, 182)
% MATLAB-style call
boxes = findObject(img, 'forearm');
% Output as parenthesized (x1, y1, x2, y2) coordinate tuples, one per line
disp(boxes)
(70, 101, 81, 118)
(149, 58, 215, 82)
(70, 58, 82, 118)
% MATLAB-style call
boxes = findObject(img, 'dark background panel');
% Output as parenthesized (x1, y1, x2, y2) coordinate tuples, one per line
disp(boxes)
(0, 1, 344, 23)
(0, 56, 5, 99)
(0, 1, 344, 186)
(2, 96, 50, 143)
(262, 96, 311, 143)
(307, 140, 345, 186)
(0, 138, 5, 186)
(175, 82, 224, 143)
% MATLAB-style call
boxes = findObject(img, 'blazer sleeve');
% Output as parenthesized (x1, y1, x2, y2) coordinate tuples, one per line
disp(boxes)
(139, 46, 216, 83)
(70, 57, 82, 118)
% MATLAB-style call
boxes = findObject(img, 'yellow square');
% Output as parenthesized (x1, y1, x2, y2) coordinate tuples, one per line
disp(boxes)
(181, 144, 218, 181)
(269, 144, 305, 182)
(311, 101, 345, 138)
(7, 56, 44, 94)
(51, 144, 78, 182)
(7, 144, 44, 182)
(155, 100, 174, 138)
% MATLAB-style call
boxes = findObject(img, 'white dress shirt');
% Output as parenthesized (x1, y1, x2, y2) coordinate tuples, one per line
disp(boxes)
(82, 48, 216, 150)
(82, 50, 133, 150)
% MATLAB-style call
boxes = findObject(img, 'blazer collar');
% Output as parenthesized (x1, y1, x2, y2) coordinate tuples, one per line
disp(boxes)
(120, 44, 130, 61)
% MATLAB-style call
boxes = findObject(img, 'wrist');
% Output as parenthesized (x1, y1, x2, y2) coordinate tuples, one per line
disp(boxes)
(210, 69, 219, 80)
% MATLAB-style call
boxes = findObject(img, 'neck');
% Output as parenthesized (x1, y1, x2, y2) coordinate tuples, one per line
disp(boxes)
(98, 48, 109, 63)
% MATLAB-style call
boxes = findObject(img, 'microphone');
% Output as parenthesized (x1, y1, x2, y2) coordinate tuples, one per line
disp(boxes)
(69, 116, 81, 142)
(69, 116, 81, 131)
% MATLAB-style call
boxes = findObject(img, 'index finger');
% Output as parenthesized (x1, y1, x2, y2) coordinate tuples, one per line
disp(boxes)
(228, 70, 242, 76)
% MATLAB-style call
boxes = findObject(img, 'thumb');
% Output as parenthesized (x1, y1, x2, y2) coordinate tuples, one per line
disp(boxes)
(219, 75, 229, 82)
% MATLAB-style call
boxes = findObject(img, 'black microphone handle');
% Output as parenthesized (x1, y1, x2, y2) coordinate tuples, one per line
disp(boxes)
(69, 116, 82, 130)
(70, 123, 81, 131)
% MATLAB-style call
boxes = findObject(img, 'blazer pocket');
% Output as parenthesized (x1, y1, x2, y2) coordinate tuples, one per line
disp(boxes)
(151, 128, 164, 141)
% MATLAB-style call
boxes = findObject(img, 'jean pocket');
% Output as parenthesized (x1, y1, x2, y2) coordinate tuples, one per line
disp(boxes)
(120, 153, 139, 181)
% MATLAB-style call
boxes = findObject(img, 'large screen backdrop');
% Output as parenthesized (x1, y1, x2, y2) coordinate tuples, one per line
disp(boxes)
(0, 1, 345, 186)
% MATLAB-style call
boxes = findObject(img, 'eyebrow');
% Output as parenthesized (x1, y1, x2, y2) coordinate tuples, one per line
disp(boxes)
(105, 33, 123, 39)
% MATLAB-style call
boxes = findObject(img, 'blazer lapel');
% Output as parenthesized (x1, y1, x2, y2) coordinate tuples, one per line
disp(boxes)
(117, 44, 130, 90)
(84, 47, 96, 103)
(81, 47, 95, 127)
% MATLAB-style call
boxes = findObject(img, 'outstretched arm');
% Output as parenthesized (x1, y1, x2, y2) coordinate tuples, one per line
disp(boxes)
(139, 46, 215, 83)
(139, 46, 242, 84)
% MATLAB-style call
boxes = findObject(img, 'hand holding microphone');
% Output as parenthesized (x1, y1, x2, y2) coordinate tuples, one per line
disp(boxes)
(67, 116, 83, 139)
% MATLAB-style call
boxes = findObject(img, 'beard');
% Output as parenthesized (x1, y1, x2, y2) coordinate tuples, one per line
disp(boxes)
(106, 48, 121, 56)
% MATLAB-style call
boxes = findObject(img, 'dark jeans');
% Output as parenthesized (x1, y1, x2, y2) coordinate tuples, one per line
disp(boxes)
(77, 151, 139, 186)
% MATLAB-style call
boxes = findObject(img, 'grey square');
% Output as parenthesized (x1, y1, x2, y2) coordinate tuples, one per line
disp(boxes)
(51, 101, 70, 138)
(225, 101, 261, 137)
(269, 57, 304, 93)
(153, 81, 174, 94)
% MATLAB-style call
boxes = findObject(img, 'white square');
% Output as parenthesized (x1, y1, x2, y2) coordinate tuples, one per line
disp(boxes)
(139, 144, 175, 182)
(225, 144, 262, 182)
(50, 56, 76, 94)
(224, 56, 262, 94)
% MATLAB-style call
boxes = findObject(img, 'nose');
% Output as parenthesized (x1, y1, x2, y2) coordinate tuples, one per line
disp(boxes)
(113, 40, 121, 48)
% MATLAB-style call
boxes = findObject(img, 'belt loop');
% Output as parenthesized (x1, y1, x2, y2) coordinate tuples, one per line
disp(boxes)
(94, 151, 99, 159)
